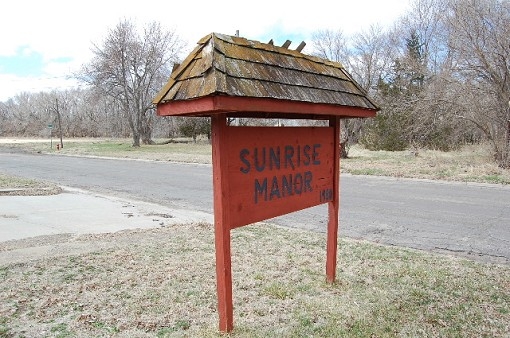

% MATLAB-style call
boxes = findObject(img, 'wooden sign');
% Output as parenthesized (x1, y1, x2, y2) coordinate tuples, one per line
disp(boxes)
(153, 32, 378, 334)
(225, 126, 335, 228)
(211, 114, 340, 332)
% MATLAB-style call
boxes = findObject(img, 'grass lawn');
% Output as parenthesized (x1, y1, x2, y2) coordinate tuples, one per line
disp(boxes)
(1, 223, 509, 337)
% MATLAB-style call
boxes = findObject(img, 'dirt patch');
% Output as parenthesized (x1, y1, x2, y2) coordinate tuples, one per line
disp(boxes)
(0, 186, 62, 196)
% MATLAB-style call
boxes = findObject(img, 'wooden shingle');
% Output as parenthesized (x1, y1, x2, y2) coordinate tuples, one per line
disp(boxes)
(154, 33, 379, 119)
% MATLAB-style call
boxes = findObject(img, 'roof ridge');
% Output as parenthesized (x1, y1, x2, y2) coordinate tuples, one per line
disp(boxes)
(211, 32, 345, 69)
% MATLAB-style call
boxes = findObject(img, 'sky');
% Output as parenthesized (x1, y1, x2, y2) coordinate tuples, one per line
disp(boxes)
(0, 0, 410, 102)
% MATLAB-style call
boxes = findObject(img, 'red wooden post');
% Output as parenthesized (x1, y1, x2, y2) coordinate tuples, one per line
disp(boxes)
(326, 116, 341, 283)
(211, 114, 234, 332)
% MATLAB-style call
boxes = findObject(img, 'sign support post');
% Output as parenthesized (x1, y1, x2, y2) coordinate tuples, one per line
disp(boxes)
(211, 114, 234, 332)
(48, 124, 53, 149)
(326, 116, 341, 283)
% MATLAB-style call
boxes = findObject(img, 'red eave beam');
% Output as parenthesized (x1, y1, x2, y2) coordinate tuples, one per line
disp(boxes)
(156, 96, 377, 119)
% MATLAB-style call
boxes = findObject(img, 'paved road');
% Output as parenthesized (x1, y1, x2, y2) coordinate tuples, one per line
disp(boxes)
(1, 151, 509, 264)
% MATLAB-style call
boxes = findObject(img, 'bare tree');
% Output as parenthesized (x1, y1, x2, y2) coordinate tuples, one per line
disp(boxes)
(311, 29, 350, 63)
(4, 92, 49, 137)
(400, 0, 450, 74)
(0, 101, 12, 135)
(446, 0, 510, 167)
(2, 89, 128, 139)
(350, 24, 395, 94)
(360, 0, 481, 152)
(80, 19, 185, 146)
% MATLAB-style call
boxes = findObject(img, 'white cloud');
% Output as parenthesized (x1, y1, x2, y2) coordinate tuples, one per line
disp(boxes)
(0, 74, 81, 101)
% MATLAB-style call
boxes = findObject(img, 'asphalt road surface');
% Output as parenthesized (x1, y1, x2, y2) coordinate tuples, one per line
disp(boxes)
(1, 150, 509, 264)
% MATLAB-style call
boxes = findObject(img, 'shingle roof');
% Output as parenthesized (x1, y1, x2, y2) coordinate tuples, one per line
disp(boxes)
(154, 33, 379, 118)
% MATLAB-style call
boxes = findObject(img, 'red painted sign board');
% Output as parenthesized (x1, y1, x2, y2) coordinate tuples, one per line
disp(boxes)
(224, 126, 335, 228)
(211, 115, 341, 332)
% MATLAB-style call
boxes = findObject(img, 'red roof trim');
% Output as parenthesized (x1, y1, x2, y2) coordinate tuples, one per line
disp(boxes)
(156, 96, 377, 118)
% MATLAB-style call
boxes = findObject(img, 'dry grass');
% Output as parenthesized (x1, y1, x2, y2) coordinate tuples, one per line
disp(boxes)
(0, 173, 62, 196)
(0, 138, 212, 164)
(343, 143, 510, 184)
(1, 223, 509, 337)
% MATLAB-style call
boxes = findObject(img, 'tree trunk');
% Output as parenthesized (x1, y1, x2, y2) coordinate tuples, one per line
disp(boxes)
(504, 120, 510, 168)
(507, 120, 510, 149)
(340, 142, 349, 159)
(141, 125, 154, 145)
(132, 133, 141, 147)
(340, 119, 349, 159)
(141, 116, 154, 144)
(140, 110, 154, 145)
